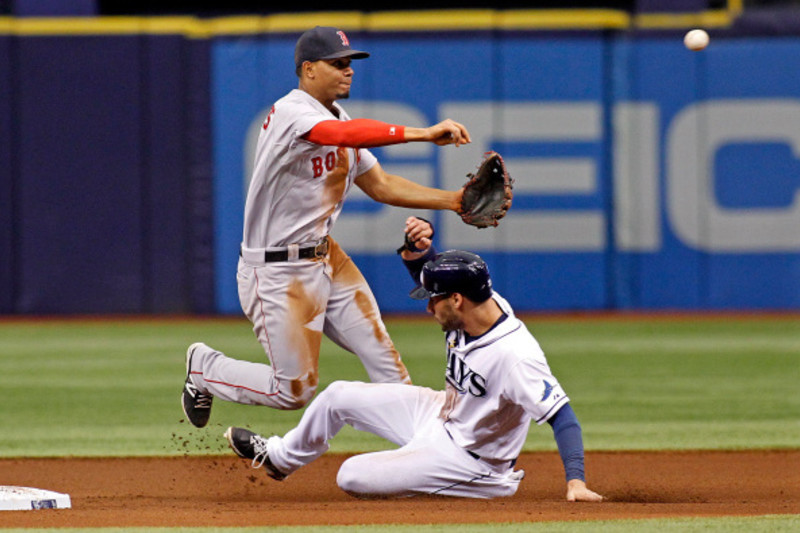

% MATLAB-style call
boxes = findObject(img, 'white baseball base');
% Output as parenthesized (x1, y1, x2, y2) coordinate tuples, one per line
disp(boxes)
(0, 486, 71, 511)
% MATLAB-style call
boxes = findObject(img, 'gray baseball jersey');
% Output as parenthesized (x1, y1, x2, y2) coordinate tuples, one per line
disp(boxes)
(243, 88, 377, 250)
(188, 88, 409, 412)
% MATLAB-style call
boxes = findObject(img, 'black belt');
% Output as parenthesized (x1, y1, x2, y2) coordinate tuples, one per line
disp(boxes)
(241, 238, 329, 263)
(466, 450, 517, 468)
(444, 427, 517, 468)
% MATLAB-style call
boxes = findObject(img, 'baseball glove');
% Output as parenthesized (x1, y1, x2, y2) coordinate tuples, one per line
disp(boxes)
(459, 151, 513, 228)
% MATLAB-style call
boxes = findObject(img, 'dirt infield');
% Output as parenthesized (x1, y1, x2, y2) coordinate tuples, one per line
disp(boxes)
(2, 451, 799, 528)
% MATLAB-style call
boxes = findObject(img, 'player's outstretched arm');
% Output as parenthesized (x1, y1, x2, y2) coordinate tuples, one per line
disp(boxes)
(304, 118, 470, 148)
(566, 479, 604, 502)
(404, 119, 471, 147)
(544, 403, 604, 502)
(355, 162, 463, 212)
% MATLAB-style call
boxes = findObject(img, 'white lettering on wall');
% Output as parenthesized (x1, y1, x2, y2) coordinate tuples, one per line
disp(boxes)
(668, 99, 800, 252)
(613, 102, 661, 251)
(243, 98, 800, 254)
(439, 102, 605, 251)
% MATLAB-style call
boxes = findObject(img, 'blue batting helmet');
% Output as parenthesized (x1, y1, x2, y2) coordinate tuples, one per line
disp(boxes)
(410, 250, 493, 303)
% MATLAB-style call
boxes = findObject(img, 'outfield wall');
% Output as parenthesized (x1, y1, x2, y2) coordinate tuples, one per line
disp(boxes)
(1, 11, 799, 313)
(0, 30, 215, 314)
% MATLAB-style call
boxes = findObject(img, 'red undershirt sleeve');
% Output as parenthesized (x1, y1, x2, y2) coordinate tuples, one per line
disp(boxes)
(304, 119, 407, 148)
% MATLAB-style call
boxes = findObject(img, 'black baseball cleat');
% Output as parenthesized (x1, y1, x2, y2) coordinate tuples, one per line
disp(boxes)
(181, 343, 213, 428)
(224, 427, 287, 481)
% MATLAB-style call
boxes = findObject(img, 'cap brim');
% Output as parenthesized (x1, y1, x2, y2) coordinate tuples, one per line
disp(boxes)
(319, 49, 370, 61)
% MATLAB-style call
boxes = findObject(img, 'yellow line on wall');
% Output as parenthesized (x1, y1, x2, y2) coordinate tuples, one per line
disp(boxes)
(0, 7, 743, 37)
(498, 9, 630, 30)
(366, 10, 497, 31)
(266, 11, 365, 32)
(727, 0, 744, 15)
(634, 9, 734, 29)
(1, 16, 144, 35)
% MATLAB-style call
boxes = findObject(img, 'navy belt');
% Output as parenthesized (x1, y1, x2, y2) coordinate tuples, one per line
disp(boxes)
(445, 426, 517, 468)
(466, 450, 517, 468)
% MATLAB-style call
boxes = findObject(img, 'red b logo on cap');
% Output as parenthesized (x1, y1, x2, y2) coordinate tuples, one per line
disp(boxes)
(337, 31, 350, 46)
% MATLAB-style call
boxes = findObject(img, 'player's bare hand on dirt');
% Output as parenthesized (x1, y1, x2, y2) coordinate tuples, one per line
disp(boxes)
(566, 479, 604, 502)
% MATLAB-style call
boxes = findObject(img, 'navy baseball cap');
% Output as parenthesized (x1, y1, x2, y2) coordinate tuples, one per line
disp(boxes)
(294, 26, 370, 72)
(410, 250, 493, 303)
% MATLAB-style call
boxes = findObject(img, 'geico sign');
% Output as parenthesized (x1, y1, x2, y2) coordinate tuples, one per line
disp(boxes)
(246, 99, 800, 253)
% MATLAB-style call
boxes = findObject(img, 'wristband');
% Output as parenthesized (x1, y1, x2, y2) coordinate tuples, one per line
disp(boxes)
(396, 217, 434, 254)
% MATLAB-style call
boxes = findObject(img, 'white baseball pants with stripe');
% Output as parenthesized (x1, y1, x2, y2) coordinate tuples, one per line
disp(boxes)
(265, 380, 524, 498)
(188, 238, 410, 410)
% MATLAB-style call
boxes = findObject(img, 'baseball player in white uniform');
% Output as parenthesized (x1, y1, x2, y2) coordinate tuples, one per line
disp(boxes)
(223, 218, 604, 501)
(181, 27, 473, 426)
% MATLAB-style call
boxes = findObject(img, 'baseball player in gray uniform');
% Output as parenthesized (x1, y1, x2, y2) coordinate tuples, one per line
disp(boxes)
(182, 27, 474, 426)
(223, 217, 604, 501)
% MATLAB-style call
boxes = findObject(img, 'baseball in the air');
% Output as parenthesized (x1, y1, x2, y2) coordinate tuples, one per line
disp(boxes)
(684, 29, 710, 51)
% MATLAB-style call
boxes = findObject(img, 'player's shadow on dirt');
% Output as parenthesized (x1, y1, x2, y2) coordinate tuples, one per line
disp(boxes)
(604, 490, 708, 504)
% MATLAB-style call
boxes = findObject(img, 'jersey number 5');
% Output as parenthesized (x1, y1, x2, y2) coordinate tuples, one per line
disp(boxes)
(262, 106, 275, 131)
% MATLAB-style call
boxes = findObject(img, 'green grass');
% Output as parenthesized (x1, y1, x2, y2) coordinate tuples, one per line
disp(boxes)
(1, 515, 799, 532)
(0, 315, 798, 457)
(530, 318, 800, 450)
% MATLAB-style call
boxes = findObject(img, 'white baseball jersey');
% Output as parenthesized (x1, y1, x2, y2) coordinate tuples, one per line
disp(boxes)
(243, 89, 377, 249)
(440, 292, 569, 462)
(264, 292, 568, 498)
